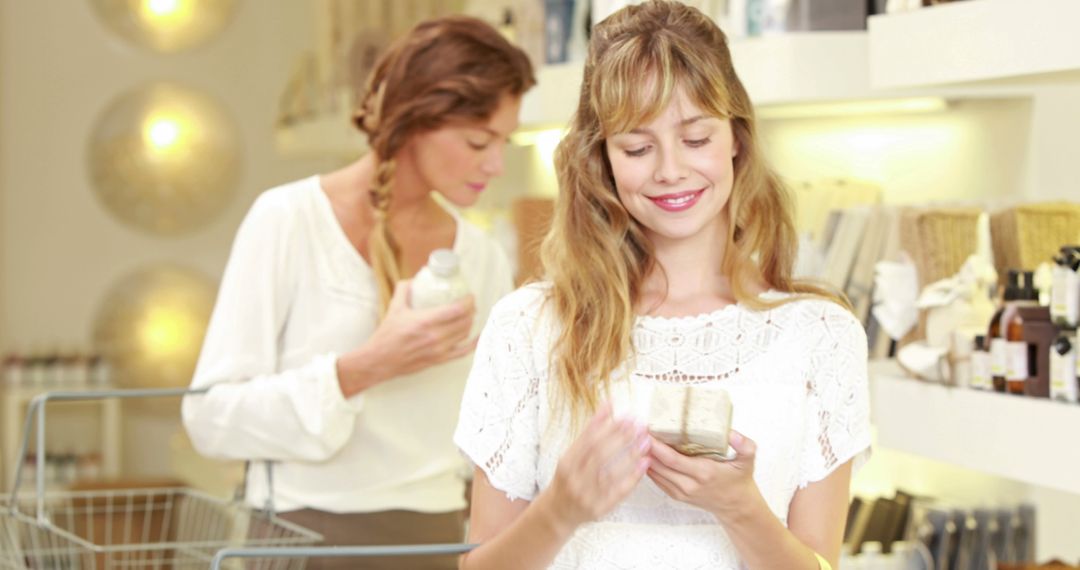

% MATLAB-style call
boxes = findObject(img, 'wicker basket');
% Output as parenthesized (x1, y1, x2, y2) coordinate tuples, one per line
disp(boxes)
(898, 207, 983, 288)
(990, 202, 1080, 281)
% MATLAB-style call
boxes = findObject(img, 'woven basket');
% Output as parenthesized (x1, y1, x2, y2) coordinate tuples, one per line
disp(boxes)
(898, 207, 983, 288)
(990, 202, 1080, 281)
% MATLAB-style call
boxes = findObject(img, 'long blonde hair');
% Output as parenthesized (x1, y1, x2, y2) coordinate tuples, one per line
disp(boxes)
(541, 0, 848, 419)
(354, 16, 535, 313)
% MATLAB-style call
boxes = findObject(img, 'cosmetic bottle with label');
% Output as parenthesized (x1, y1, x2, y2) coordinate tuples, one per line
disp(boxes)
(989, 270, 1020, 393)
(1050, 331, 1078, 403)
(1004, 272, 1039, 395)
(970, 335, 991, 390)
(1050, 247, 1080, 329)
(411, 249, 470, 310)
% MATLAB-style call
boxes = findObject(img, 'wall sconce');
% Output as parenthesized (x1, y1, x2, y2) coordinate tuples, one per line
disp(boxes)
(87, 82, 241, 236)
(91, 0, 238, 53)
(91, 265, 216, 390)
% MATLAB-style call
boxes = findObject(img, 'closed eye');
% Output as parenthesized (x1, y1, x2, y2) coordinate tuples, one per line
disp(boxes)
(686, 138, 711, 148)
(624, 146, 650, 157)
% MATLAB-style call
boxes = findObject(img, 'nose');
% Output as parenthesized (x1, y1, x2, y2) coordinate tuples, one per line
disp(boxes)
(480, 144, 505, 177)
(653, 146, 688, 184)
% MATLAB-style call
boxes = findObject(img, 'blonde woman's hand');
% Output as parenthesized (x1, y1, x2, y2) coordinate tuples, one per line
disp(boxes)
(537, 404, 651, 532)
(337, 280, 476, 396)
(646, 430, 760, 524)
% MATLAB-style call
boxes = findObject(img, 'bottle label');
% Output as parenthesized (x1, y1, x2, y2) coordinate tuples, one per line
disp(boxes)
(970, 352, 991, 390)
(1050, 349, 1078, 403)
(1066, 271, 1080, 327)
(1005, 341, 1029, 381)
(990, 338, 1008, 376)
(1051, 268, 1067, 320)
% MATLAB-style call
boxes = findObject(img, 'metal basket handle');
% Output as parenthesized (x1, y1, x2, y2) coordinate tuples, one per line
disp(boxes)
(210, 543, 478, 569)
(6, 387, 213, 522)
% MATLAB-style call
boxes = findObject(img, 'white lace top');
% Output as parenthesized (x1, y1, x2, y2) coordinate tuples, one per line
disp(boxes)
(454, 284, 872, 569)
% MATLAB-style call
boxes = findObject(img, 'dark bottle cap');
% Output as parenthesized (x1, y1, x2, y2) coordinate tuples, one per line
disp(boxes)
(974, 334, 986, 350)
(1053, 334, 1072, 356)
(1021, 270, 1038, 301)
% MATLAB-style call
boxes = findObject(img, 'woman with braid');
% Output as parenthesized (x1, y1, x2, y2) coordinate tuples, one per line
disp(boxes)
(182, 16, 534, 570)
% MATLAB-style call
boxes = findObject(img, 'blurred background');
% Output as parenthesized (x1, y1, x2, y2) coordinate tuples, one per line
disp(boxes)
(1, 1, 1078, 568)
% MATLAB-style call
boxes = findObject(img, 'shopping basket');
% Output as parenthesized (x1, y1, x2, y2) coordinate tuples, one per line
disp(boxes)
(1, 388, 322, 569)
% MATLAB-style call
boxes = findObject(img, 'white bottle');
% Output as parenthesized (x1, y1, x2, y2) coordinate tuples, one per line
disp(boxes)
(411, 249, 469, 310)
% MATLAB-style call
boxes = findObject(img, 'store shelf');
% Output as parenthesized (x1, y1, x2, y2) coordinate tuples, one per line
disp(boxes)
(520, 32, 873, 128)
(274, 114, 367, 159)
(869, 360, 1080, 495)
(733, 32, 873, 106)
(1, 384, 122, 490)
(868, 0, 1080, 90)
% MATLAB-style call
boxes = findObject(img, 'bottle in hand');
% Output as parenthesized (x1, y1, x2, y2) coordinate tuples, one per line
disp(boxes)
(411, 249, 470, 309)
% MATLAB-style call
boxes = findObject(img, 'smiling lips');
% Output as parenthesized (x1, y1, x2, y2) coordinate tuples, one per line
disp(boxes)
(467, 182, 487, 193)
(649, 188, 705, 212)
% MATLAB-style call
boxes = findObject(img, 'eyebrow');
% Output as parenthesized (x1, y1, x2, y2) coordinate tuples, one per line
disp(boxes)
(627, 115, 710, 135)
(468, 126, 513, 139)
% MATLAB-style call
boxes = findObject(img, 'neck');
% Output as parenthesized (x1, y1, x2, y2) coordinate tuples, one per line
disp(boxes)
(640, 213, 735, 313)
(353, 152, 438, 226)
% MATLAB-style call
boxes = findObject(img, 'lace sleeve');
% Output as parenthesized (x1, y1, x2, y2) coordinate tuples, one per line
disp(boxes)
(799, 302, 872, 488)
(454, 288, 546, 502)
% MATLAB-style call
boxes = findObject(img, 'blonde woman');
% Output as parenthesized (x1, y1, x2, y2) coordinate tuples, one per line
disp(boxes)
(182, 16, 534, 570)
(454, 2, 870, 568)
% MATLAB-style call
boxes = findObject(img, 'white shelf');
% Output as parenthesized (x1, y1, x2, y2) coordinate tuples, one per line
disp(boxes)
(732, 32, 872, 105)
(868, 0, 1080, 90)
(1, 384, 122, 490)
(275, 114, 367, 159)
(869, 360, 1080, 495)
(520, 33, 873, 128)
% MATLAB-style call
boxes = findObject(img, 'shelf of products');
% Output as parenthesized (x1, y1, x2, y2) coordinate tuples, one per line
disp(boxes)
(1, 384, 122, 489)
(868, 0, 1080, 89)
(275, 113, 367, 159)
(869, 359, 1080, 496)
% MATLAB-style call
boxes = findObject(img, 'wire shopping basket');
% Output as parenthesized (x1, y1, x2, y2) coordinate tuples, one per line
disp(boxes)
(1, 388, 322, 569)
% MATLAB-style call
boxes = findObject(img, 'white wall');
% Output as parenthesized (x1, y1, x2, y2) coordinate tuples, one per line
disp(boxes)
(0, 1, 342, 477)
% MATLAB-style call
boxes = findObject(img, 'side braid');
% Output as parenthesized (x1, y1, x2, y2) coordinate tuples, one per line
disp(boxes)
(368, 158, 400, 314)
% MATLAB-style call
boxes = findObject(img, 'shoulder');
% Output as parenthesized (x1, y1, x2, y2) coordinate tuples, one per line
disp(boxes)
(488, 282, 552, 322)
(244, 176, 320, 227)
(763, 293, 865, 344)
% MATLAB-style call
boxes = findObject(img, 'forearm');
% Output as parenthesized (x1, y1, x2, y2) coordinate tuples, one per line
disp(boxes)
(336, 342, 391, 398)
(462, 491, 575, 570)
(184, 355, 355, 462)
(718, 488, 821, 570)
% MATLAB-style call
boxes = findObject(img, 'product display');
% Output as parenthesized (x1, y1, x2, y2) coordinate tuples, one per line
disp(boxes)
(1050, 332, 1078, 403)
(410, 249, 470, 309)
(647, 384, 734, 461)
(1050, 246, 1080, 328)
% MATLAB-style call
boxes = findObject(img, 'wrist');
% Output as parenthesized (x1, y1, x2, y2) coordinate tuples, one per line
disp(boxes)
(712, 481, 766, 527)
(532, 488, 579, 541)
(336, 344, 389, 398)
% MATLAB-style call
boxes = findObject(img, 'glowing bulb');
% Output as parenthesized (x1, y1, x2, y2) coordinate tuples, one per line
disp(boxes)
(145, 0, 181, 17)
(144, 116, 182, 151)
(140, 305, 195, 358)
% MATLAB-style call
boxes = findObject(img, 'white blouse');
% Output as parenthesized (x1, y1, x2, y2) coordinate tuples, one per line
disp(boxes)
(182, 176, 513, 514)
(455, 284, 872, 569)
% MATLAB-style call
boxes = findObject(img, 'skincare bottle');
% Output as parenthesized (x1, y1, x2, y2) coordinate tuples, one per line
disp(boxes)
(989, 270, 1020, 392)
(411, 249, 470, 309)
(1004, 272, 1038, 395)
(1050, 331, 1078, 403)
(970, 335, 991, 390)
